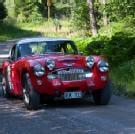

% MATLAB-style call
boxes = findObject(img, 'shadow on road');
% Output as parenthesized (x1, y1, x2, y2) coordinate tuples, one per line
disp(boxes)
(0, 87, 96, 110)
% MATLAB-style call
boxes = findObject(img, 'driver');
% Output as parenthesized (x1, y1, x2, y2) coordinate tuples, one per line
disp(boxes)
(19, 44, 33, 57)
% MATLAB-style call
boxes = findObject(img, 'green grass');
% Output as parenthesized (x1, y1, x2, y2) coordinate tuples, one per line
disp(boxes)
(17, 19, 79, 38)
(111, 59, 135, 98)
(99, 21, 135, 38)
(0, 22, 41, 41)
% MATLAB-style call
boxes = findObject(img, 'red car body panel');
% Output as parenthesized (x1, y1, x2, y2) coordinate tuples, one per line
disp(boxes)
(1, 38, 109, 99)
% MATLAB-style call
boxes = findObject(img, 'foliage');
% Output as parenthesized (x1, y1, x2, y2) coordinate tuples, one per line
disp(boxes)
(105, 32, 135, 65)
(74, 31, 135, 66)
(16, 2, 44, 23)
(86, 36, 109, 55)
(105, 1, 135, 22)
(71, 1, 91, 32)
(0, 2, 7, 22)
(54, 3, 71, 18)
(71, 0, 135, 33)
(111, 59, 135, 98)
(74, 38, 92, 54)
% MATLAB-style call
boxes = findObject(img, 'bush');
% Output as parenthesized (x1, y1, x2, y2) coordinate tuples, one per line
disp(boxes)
(0, 2, 7, 22)
(104, 32, 135, 65)
(74, 38, 92, 55)
(74, 31, 135, 66)
(111, 59, 135, 98)
(86, 36, 109, 55)
(74, 35, 109, 56)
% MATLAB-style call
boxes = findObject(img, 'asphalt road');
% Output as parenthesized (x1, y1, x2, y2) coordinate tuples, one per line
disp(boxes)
(0, 40, 135, 134)
(0, 87, 135, 134)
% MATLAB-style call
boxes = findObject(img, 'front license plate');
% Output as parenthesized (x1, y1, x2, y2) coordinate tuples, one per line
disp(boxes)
(64, 91, 82, 99)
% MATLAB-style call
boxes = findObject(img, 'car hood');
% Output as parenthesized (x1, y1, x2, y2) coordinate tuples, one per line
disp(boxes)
(21, 54, 101, 68)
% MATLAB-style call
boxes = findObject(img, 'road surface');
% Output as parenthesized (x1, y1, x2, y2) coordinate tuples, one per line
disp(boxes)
(0, 40, 135, 134)
(0, 88, 135, 134)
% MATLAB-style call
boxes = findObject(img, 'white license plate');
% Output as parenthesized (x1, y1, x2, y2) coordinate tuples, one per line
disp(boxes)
(64, 91, 83, 99)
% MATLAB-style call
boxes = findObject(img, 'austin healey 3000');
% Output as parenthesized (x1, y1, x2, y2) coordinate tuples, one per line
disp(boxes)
(0, 37, 112, 110)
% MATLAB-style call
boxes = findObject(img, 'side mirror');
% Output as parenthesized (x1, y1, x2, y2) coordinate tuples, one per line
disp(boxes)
(7, 57, 13, 63)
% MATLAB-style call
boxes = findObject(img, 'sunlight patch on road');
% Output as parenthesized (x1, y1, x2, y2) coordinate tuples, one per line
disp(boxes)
(83, 129, 97, 133)
(124, 127, 135, 130)
(58, 116, 67, 120)
(50, 126, 63, 130)
(81, 110, 95, 114)
(21, 109, 45, 118)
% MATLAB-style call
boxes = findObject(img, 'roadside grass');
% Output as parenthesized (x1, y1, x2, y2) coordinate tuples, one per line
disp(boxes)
(0, 19, 81, 41)
(111, 59, 135, 98)
(17, 19, 79, 38)
(0, 22, 41, 41)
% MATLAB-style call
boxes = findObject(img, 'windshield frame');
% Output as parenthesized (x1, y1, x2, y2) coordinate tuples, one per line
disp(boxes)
(17, 40, 78, 58)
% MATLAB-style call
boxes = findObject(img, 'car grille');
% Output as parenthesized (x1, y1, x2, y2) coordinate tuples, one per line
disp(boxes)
(57, 68, 85, 81)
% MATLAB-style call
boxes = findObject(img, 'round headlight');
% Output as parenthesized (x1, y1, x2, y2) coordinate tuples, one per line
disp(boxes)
(98, 60, 109, 72)
(33, 64, 45, 77)
(46, 59, 55, 70)
(86, 56, 95, 68)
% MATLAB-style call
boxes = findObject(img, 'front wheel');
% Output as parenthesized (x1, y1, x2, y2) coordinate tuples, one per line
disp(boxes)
(92, 81, 112, 105)
(23, 73, 40, 110)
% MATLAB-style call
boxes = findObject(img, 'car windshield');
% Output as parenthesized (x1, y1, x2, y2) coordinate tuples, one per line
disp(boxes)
(18, 41, 78, 58)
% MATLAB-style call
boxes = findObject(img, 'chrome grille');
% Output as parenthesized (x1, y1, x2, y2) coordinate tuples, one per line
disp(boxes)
(57, 68, 85, 81)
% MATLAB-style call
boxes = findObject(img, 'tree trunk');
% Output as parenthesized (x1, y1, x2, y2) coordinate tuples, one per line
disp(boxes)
(47, 0, 51, 20)
(100, 0, 108, 26)
(87, 0, 98, 36)
(41, 0, 51, 20)
(47, 5, 51, 20)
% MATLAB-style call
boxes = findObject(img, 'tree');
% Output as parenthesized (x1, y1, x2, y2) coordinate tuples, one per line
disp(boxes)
(0, 2, 7, 22)
(100, 0, 108, 26)
(71, 1, 91, 32)
(41, 0, 47, 6)
(87, 0, 98, 36)
(47, 0, 52, 20)
(105, 0, 135, 22)
(41, 0, 52, 20)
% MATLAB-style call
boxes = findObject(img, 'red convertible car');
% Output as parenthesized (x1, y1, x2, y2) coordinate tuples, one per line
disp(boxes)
(0, 37, 111, 110)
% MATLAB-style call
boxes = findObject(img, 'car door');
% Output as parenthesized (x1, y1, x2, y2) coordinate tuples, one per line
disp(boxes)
(9, 44, 23, 95)
(4, 45, 17, 91)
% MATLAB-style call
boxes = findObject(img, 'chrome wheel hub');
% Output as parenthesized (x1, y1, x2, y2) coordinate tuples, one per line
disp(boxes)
(23, 89, 30, 104)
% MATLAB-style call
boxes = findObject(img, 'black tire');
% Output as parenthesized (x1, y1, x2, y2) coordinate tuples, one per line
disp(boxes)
(41, 95, 54, 104)
(22, 73, 40, 110)
(92, 81, 112, 105)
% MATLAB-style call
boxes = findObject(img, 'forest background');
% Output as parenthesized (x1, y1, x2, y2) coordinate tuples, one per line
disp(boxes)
(0, 0, 135, 97)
